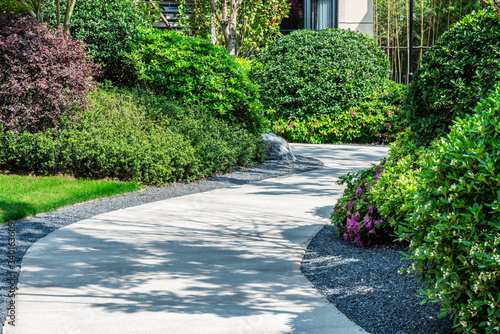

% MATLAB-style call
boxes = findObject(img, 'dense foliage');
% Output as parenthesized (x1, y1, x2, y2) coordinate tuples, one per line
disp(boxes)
(128, 89, 265, 177)
(405, 8, 500, 147)
(270, 82, 406, 144)
(330, 8, 500, 245)
(0, 13, 98, 133)
(45, 0, 153, 84)
(0, 88, 191, 184)
(125, 28, 264, 133)
(0, 87, 264, 184)
(370, 129, 424, 226)
(250, 28, 390, 120)
(0, 0, 30, 13)
(330, 10, 500, 331)
(398, 87, 500, 333)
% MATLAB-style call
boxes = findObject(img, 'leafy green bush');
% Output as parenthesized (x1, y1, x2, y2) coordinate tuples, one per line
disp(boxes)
(46, 0, 153, 84)
(370, 129, 425, 226)
(0, 88, 194, 184)
(270, 82, 406, 144)
(0, 86, 264, 184)
(331, 163, 391, 247)
(118, 88, 265, 177)
(250, 28, 390, 120)
(398, 86, 500, 333)
(405, 8, 500, 147)
(124, 28, 264, 133)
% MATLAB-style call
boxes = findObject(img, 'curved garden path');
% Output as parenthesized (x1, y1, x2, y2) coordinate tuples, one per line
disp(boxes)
(3, 144, 388, 334)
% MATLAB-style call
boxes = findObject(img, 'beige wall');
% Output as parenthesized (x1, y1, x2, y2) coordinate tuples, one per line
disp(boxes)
(337, 0, 373, 37)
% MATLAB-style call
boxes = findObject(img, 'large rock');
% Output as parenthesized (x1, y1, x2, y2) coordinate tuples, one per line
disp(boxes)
(261, 133, 296, 161)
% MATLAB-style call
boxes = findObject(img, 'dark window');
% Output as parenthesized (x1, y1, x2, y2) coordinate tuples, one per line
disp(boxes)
(281, 0, 304, 32)
(281, 0, 336, 32)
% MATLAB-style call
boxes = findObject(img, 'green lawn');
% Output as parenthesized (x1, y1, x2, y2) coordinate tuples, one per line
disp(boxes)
(0, 174, 141, 224)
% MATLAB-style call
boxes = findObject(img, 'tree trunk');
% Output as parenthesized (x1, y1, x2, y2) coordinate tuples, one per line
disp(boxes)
(209, 0, 243, 57)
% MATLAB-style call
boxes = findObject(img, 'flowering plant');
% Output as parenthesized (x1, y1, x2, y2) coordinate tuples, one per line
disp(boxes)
(331, 162, 391, 247)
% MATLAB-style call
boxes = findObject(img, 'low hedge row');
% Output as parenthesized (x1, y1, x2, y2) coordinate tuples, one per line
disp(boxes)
(0, 87, 264, 184)
(269, 82, 406, 144)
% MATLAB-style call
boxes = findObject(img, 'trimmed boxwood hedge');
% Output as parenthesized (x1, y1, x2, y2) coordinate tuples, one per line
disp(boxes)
(250, 28, 390, 120)
(0, 86, 264, 184)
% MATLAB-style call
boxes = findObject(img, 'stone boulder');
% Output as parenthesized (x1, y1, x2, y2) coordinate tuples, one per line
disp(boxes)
(261, 133, 296, 161)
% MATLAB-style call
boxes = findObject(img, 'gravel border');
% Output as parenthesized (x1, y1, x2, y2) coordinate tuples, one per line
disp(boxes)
(301, 225, 455, 334)
(0, 156, 322, 332)
(1, 154, 455, 334)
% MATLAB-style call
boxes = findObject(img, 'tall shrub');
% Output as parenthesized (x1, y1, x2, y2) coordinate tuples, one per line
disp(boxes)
(405, 8, 500, 147)
(399, 86, 500, 333)
(46, 0, 154, 84)
(371, 8, 500, 232)
(0, 13, 98, 133)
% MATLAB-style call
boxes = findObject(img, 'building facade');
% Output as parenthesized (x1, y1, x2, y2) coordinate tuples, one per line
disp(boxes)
(281, 0, 373, 36)
(156, 0, 373, 37)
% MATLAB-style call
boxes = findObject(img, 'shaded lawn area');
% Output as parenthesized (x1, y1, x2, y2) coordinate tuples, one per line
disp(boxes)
(0, 174, 140, 224)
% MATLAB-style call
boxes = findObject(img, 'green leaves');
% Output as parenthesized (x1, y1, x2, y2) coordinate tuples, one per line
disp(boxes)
(124, 28, 264, 134)
(405, 8, 500, 147)
(397, 85, 500, 333)
(43, 0, 153, 84)
(0, 86, 264, 184)
(268, 82, 406, 144)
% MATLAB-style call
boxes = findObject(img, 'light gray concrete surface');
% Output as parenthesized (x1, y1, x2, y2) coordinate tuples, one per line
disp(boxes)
(4, 144, 388, 334)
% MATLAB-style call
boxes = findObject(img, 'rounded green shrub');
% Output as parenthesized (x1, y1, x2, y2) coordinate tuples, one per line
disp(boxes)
(399, 86, 500, 333)
(124, 28, 264, 134)
(46, 0, 153, 84)
(405, 8, 500, 147)
(250, 28, 390, 119)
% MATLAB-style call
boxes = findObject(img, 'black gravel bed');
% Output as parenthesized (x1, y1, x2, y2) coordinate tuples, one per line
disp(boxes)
(301, 225, 455, 334)
(0, 156, 322, 332)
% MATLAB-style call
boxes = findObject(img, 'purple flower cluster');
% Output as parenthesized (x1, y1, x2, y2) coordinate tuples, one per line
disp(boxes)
(331, 166, 387, 247)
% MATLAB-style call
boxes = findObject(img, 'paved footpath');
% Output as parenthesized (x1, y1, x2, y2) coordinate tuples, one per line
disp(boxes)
(4, 144, 388, 334)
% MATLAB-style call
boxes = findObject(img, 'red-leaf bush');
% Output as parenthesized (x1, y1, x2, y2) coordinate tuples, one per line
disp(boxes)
(0, 13, 99, 133)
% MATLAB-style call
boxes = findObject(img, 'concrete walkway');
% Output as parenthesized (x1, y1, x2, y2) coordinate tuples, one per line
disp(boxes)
(4, 144, 388, 334)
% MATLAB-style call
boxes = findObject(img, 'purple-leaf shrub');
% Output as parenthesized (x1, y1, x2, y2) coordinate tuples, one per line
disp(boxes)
(331, 163, 390, 247)
(0, 14, 99, 133)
